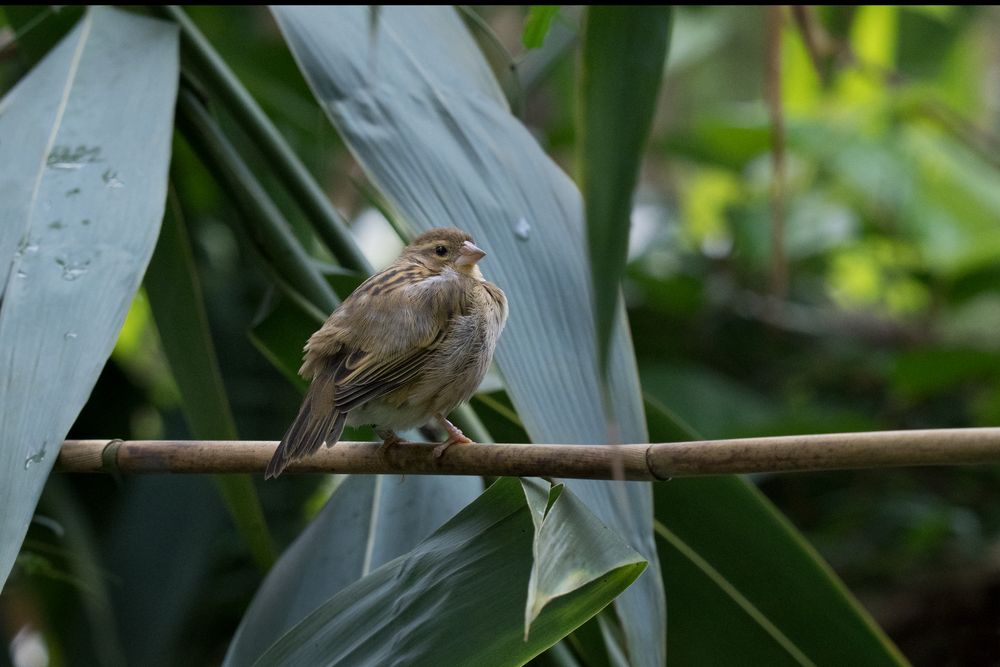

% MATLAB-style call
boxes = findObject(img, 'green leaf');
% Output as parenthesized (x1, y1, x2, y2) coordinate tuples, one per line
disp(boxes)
(271, 8, 663, 664)
(225, 473, 482, 666)
(523, 6, 560, 49)
(579, 6, 671, 374)
(248, 292, 319, 392)
(645, 400, 907, 665)
(643, 392, 700, 442)
(145, 188, 276, 570)
(0, 7, 178, 588)
(521, 479, 646, 639)
(254, 478, 645, 666)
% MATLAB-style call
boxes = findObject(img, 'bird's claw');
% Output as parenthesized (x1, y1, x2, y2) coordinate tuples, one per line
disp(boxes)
(375, 430, 409, 464)
(433, 426, 473, 459)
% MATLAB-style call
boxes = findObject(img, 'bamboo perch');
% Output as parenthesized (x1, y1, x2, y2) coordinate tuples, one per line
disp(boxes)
(55, 428, 1000, 480)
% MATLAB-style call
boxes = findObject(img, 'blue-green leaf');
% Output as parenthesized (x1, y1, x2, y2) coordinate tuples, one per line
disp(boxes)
(0, 7, 178, 588)
(225, 473, 481, 665)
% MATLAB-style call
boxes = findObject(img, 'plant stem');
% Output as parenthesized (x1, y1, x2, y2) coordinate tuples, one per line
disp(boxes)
(158, 5, 373, 274)
(176, 88, 339, 314)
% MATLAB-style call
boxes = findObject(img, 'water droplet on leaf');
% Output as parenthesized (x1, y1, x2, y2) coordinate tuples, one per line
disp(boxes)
(24, 445, 46, 470)
(102, 169, 124, 189)
(47, 144, 102, 170)
(514, 217, 531, 240)
(55, 255, 91, 281)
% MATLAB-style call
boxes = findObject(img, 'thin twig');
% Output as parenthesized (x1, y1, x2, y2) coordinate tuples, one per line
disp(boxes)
(790, 5, 834, 86)
(720, 286, 927, 346)
(55, 428, 1000, 479)
(765, 6, 787, 299)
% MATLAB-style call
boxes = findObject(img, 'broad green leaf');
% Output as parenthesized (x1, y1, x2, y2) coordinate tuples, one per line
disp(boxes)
(145, 189, 276, 570)
(645, 401, 907, 665)
(662, 114, 770, 171)
(643, 393, 700, 443)
(579, 6, 671, 374)
(225, 473, 481, 666)
(521, 479, 645, 638)
(523, 6, 560, 49)
(271, 8, 663, 664)
(255, 478, 646, 667)
(0, 7, 178, 588)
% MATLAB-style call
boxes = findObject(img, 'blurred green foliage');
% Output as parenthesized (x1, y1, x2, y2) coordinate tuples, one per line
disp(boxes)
(2, 5, 999, 665)
(532, 5, 1000, 663)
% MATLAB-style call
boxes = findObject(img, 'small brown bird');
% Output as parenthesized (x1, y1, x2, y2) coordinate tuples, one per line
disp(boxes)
(265, 227, 508, 479)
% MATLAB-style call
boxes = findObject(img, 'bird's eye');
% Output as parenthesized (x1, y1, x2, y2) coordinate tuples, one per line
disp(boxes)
(435, 245, 448, 257)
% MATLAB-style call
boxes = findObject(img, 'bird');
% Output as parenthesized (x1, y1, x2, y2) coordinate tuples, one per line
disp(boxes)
(265, 227, 508, 479)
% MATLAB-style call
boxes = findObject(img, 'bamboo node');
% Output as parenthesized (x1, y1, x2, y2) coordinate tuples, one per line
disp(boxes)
(644, 444, 671, 481)
(101, 439, 124, 478)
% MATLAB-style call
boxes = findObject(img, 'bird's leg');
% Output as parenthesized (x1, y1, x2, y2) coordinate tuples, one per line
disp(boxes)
(375, 428, 408, 463)
(432, 414, 474, 459)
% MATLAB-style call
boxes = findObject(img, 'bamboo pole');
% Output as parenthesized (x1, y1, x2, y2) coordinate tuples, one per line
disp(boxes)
(55, 428, 1000, 480)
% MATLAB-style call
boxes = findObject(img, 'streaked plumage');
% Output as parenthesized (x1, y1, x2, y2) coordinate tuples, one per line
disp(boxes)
(265, 227, 507, 478)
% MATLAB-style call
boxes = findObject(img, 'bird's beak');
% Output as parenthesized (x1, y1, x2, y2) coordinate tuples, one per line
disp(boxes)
(455, 240, 486, 267)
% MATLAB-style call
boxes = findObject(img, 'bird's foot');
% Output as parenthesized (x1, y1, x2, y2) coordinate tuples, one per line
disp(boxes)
(433, 415, 474, 459)
(375, 429, 409, 464)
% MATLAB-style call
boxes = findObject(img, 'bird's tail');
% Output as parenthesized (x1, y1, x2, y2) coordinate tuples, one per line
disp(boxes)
(265, 367, 347, 479)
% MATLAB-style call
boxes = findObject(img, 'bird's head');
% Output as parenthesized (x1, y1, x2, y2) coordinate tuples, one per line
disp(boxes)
(404, 227, 487, 276)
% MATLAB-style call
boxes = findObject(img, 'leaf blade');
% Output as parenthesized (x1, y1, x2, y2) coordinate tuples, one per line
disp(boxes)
(145, 187, 276, 570)
(0, 6, 178, 588)
(523, 6, 560, 49)
(645, 400, 907, 665)
(254, 478, 645, 667)
(521, 479, 648, 638)
(579, 6, 672, 373)
(224, 471, 481, 665)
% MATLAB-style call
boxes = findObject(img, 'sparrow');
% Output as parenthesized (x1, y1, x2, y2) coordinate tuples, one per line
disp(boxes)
(265, 227, 508, 479)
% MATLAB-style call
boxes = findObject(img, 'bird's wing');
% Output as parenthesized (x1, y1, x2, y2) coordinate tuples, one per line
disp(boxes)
(305, 263, 463, 411)
(324, 327, 447, 411)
